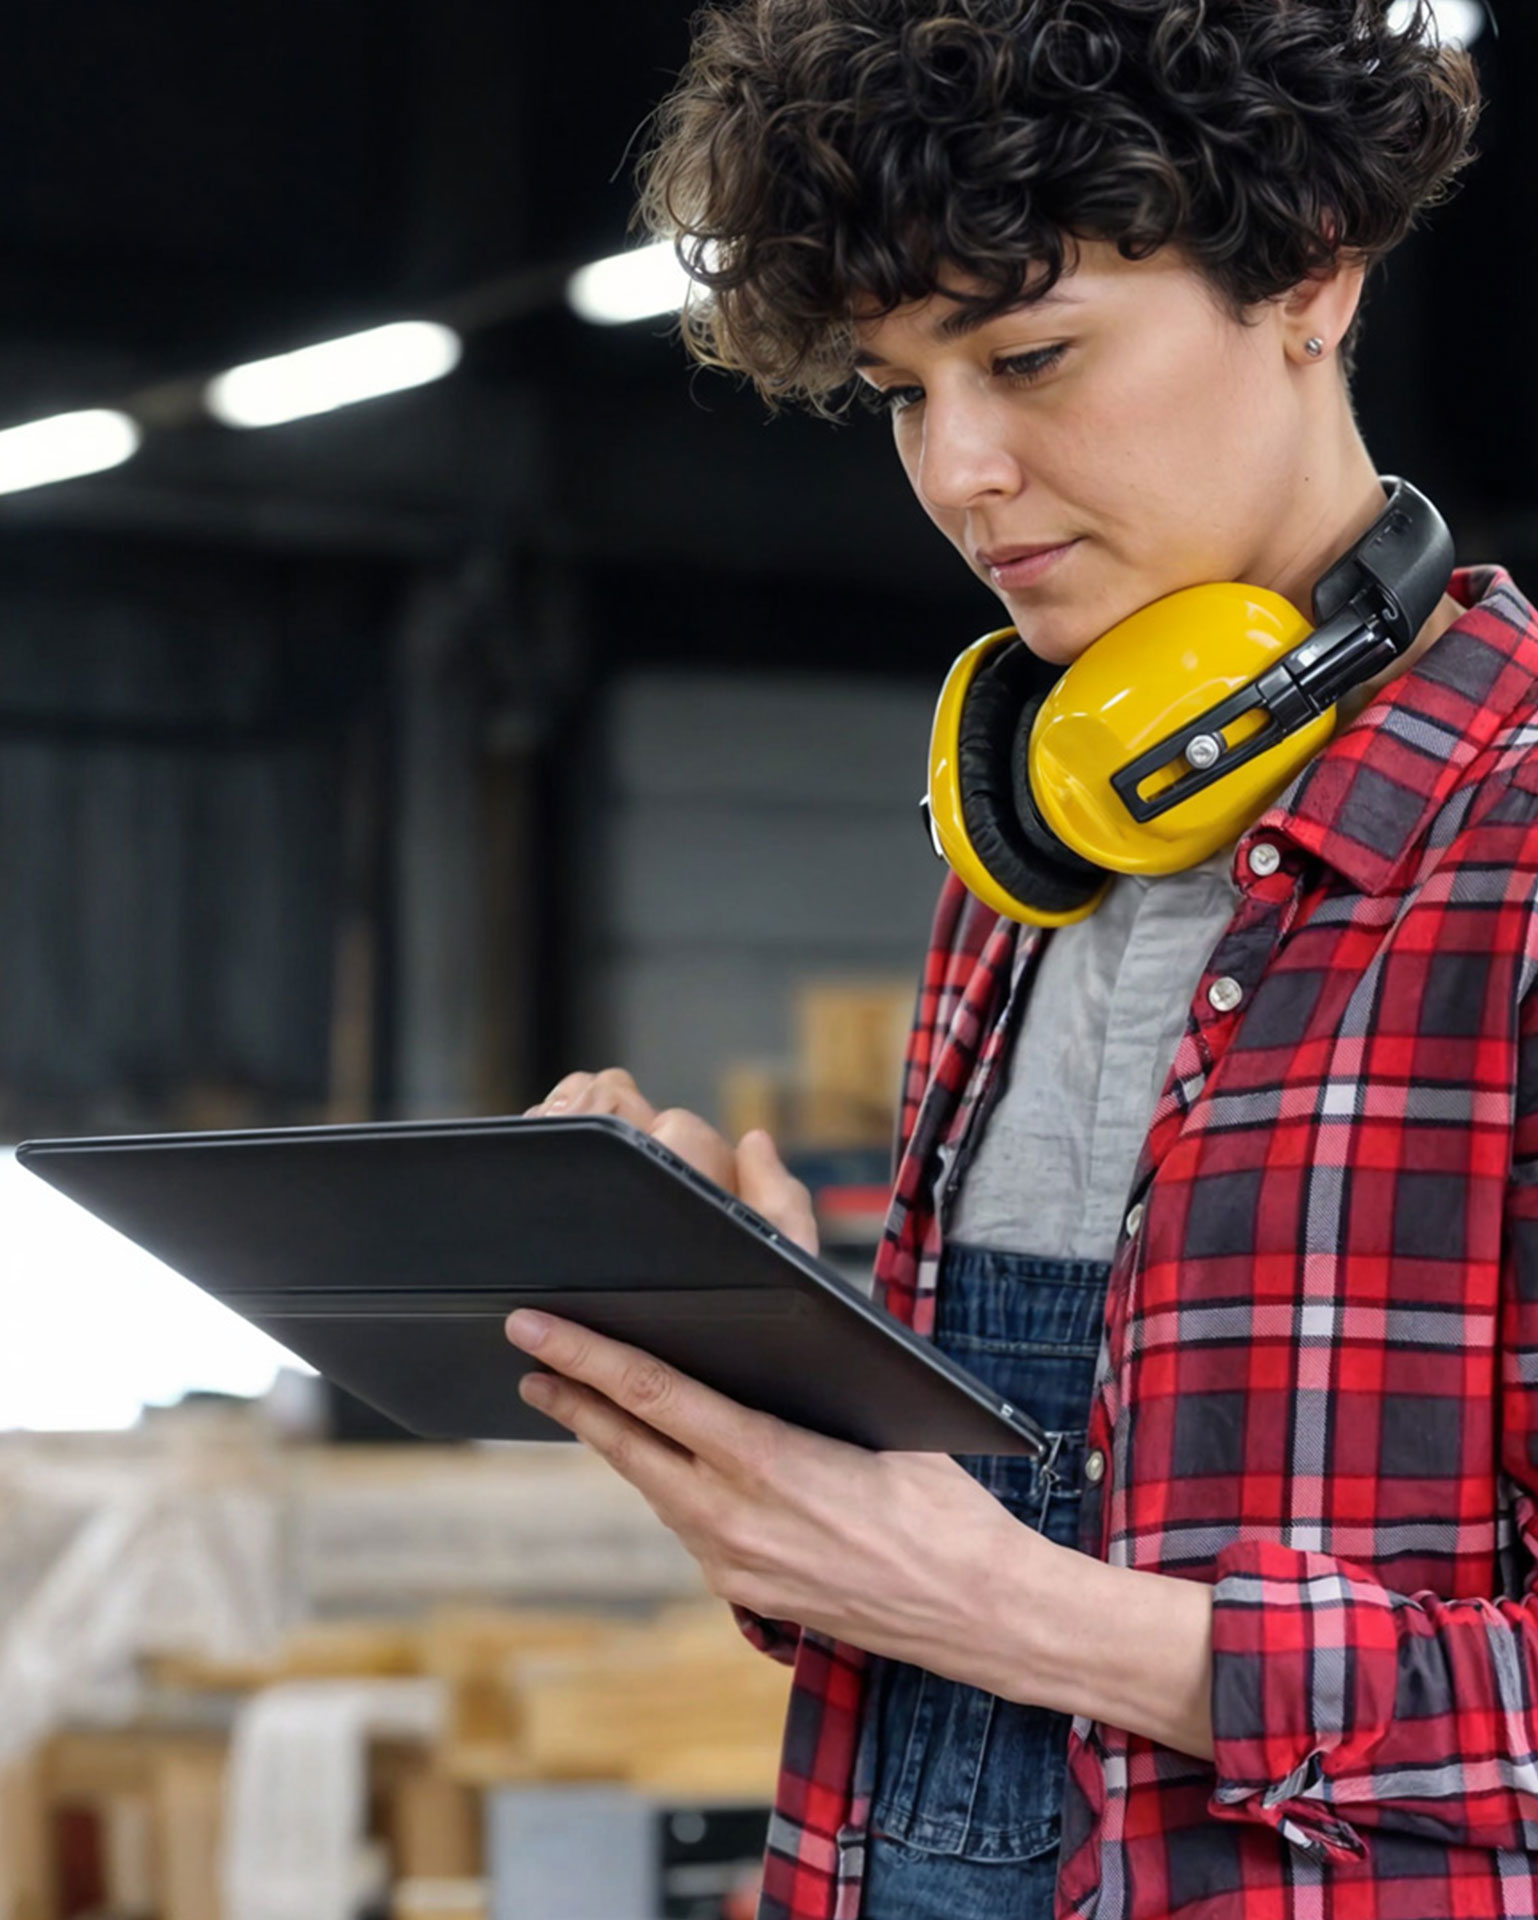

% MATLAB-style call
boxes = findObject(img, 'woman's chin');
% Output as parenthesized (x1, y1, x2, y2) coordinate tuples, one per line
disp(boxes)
(1001, 575, 1167, 668)
(1005, 609, 1107, 669)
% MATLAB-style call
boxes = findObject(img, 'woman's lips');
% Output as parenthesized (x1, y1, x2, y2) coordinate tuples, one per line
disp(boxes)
(982, 540, 1080, 589)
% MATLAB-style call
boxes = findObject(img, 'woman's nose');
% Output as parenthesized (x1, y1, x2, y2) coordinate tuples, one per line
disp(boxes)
(913, 394, 1023, 514)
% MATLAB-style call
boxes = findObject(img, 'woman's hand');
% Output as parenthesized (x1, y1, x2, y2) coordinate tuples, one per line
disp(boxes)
(504, 1306, 1056, 1687)
(526, 1066, 819, 1255)
(512, 1073, 1219, 1756)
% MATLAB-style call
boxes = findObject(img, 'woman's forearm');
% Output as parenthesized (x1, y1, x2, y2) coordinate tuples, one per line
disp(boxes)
(962, 1532, 1216, 1762)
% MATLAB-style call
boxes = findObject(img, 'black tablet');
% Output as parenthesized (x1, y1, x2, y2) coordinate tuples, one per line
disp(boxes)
(16, 1115, 1046, 1458)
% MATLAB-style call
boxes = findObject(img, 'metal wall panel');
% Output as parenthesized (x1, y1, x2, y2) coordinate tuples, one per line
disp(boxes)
(0, 536, 378, 1136)
(584, 671, 941, 1127)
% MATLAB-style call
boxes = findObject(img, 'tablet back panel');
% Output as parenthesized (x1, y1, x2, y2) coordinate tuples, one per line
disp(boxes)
(18, 1117, 1040, 1456)
(23, 1120, 763, 1295)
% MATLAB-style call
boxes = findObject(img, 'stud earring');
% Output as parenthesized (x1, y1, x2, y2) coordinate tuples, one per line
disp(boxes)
(1305, 337, 1326, 359)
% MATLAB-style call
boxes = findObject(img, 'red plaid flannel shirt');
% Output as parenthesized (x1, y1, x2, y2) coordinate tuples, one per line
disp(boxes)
(743, 565, 1538, 1918)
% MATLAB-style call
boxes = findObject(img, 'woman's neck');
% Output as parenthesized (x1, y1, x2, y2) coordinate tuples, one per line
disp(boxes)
(1266, 440, 1461, 728)
(1337, 589, 1464, 726)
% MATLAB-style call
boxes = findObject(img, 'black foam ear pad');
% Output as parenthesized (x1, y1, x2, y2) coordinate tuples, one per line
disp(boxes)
(956, 643, 1107, 919)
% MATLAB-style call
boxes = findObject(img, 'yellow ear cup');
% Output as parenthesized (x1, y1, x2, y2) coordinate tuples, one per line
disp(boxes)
(927, 630, 1111, 927)
(926, 582, 1337, 925)
(1029, 582, 1330, 876)
(929, 480, 1452, 922)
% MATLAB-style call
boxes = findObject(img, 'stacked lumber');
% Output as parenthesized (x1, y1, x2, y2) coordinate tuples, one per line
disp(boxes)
(437, 1602, 791, 1798)
(0, 1729, 226, 1920)
(721, 977, 913, 1151)
(0, 1430, 782, 1920)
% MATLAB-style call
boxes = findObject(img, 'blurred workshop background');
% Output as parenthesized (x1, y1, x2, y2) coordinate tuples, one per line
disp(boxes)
(0, 1, 1520, 1917)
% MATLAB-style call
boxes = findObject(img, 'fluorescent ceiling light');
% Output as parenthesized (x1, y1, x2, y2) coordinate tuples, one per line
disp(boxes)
(1388, 0, 1487, 45)
(567, 239, 703, 326)
(0, 409, 140, 496)
(0, 1151, 309, 1431)
(206, 320, 462, 429)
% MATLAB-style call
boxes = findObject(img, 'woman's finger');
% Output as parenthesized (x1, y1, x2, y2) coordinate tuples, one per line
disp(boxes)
(517, 1368, 692, 1488)
(568, 1068, 660, 1127)
(736, 1130, 820, 1255)
(508, 1309, 770, 1470)
(528, 1066, 659, 1129)
(650, 1108, 741, 1192)
(524, 1069, 594, 1115)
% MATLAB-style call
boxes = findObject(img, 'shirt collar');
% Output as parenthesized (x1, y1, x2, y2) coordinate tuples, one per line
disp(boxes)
(1240, 565, 1538, 897)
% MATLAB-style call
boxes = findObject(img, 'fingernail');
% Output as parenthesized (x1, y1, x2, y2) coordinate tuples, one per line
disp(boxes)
(546, 1097, 570, 1113)
(507, 1309, 550, 1350)
(519, 1374, 553, 1405)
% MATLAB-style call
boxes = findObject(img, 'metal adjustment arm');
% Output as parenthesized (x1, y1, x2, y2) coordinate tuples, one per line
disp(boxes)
(1109, 475, 1453, 827)
(1109, 595, 1395, 826)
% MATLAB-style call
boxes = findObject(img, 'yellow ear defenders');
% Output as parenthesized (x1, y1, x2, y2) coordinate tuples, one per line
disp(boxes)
(922, 476, 1455, 927)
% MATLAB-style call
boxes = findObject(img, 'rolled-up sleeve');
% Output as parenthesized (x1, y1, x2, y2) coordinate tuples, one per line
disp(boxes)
(1206, 1541, 1502, 1860)
(1205, 1005, 1538, 1862)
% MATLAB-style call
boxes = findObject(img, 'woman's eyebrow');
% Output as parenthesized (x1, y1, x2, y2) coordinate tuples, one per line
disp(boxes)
(853, 288, 1082, 367)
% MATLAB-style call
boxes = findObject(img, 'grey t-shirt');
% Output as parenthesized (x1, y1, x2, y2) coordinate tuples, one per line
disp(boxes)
(947, 848, 1242, 1261)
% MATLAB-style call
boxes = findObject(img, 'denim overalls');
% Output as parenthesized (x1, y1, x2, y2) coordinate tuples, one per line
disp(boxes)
(859, 1241, 1111, 1919)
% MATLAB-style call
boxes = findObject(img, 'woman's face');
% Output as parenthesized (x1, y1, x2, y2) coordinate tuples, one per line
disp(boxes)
(853, 241, 1328, 665)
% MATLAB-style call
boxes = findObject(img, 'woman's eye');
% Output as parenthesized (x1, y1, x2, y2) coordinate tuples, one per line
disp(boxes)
(859, 343, 1068, 417)
(997, 343, 1069, 385)
(860, 382, 924, 417)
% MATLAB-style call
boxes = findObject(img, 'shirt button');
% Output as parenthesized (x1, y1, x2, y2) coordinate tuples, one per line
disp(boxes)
(1208, 975, 1244, 1014)
(1248, 841, 1282, 878)
(1124, 1201, 1145, 1239)
(1084, 1449, 1106, 1485)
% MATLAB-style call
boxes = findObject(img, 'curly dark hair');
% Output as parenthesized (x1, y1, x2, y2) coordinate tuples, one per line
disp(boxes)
(634, 0, 1481, 415)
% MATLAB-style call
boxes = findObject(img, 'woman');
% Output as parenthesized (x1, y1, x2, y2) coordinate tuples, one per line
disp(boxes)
(504, 4, 1538, 1915)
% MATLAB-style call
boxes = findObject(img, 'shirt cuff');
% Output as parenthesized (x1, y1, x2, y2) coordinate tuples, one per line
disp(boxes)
(1205, 1539, 1403, 1861)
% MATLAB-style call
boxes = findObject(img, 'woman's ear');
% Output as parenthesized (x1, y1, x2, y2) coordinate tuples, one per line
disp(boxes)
(1282, 258, 1368, 367)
